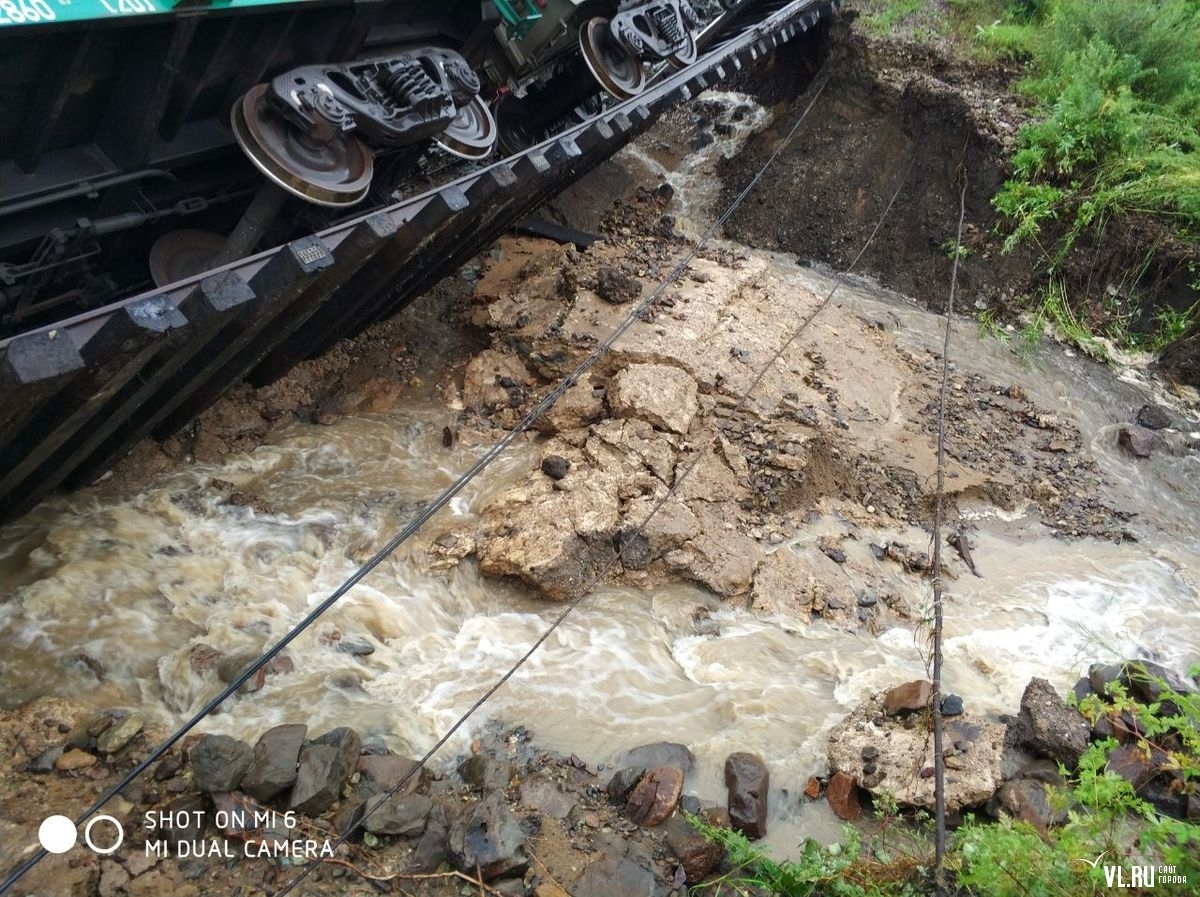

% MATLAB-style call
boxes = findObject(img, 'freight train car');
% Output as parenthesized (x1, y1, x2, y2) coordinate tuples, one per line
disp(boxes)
(0, 0, 725, 337)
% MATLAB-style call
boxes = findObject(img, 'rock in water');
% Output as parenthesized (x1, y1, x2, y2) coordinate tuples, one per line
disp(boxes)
(447, 796, 528, 880)
(1136, 404, 1173, 430)
(241, 724, 307, 801)
(617, 742, 696, 775)
(622, 766, 683, 827)
(191, 734, 253, 792)
(825, 771, 861, 821)
(1118, 425, 1155, 458)
(1009, 678, 1089, 766)
(724, 752, 769, 839)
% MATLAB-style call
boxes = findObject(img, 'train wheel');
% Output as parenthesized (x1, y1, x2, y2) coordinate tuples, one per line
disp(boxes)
(148, 230, 226, 287)
(435, 96, 499, 160)
(231, 84, 373, 207)
(579, 18, 646, 100)
(667, 30, 698, 69)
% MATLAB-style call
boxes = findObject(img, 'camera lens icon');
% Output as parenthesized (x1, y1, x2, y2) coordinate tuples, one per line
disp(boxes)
(38, 815, 124, 855)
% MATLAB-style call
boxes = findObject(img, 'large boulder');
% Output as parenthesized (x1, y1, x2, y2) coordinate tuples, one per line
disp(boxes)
(623, 766, 683, 827)
(289, 727, 361, 816)
(448, 796, 528, 881)
(190, 735, 253, 793)
(609, 363, 698, 435)
(827, 690, 1005, 812)
(1007, 678, 1089, 766)
(241, 724, 306, 801)
(724, 752, 769, 839)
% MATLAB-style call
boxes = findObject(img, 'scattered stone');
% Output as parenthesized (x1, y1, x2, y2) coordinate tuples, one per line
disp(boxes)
(1136, 404, 1173, 430)
(447, 796, 528, 880)
(608, 363, 698, 435)
(861, 746, 879, 762)
(857, 591, 878, 608)
(191, 734, 254, 792)
(459, 753, 513, 793)
(94, 715, 143, 755)
(623, 766, 683, 827)
(55, 749, 97, 772)
(1009, 678, 1089, 766)
(541, 455, 571, 480)
(241, 724, 307, 801)
(409, 804, 451, 873)
(28, 746, 63, 773)
(821, 546, 847, 564)
(1118, 425, 1155, 458)
(826, 771, 861, 821)
(884, 680, 932, 715)
(724, 752, 769, 839)
(596, 265, 642, 304)
(290, 727, 362, 815)
(519, 773, 577, 819)
(941, 694, 964, 717)
(362, 793, 433, 837)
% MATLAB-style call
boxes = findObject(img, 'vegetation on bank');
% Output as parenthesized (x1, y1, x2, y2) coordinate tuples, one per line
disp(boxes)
(690, 669, 1200, 896)
(857, 0, 1200, 354)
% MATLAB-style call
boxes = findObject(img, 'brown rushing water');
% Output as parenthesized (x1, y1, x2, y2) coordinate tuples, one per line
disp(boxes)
(1, 93, 1198, 857)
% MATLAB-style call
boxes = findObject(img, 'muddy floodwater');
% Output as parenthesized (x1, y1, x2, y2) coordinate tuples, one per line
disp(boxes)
(2, 92, 1198, 860)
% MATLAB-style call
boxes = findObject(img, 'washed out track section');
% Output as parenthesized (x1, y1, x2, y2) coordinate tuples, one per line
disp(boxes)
(0, 0, 836, 524)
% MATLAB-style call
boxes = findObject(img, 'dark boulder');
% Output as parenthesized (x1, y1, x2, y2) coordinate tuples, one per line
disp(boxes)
(362, 793, 433, 837)
(447, 796, 528, 880)
(595, 266, 641, 304)
(724, 752, 769, 839)
(617, 742, 695, 776)
(289, 727, 362, 815)
(241, 724, 306, 801)
(664, 815, 724, 884)
(1009, 678, 1090, 766)
(191, 734, 253, 792)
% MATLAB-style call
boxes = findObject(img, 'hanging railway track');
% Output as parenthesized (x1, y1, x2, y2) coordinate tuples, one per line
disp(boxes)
(0, 0, 838, 524)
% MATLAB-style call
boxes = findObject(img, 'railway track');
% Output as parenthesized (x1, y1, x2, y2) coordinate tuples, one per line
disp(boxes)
(0, 0, 837, 524)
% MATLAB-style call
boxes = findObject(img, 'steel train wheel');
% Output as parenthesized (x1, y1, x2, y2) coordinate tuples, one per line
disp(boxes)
(148, 230, 226, 287)
(435, 96, 499, 160)
(231, 84, 373, 208)
(667, 30, 698, 69)
(579, 18, 646, 100)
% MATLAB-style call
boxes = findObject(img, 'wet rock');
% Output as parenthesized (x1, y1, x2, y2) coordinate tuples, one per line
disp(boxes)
(96, 715, 143, 754)
(191, 735, 253, 792)
(362, 793, 433, 837)
(241, 724, 306, 801)
(826, 771, 861, 821)
(336, 637, 375, 657)
(409, 803, 451, 873)
(519, 773, 576, 819)
(290, 727, 362, 815)
(463, 349, 530, 412)
(884, 680, 932, 715)
(55, 748, 97, 772)
(447, 795, 528, 880)
(724, 752, 769, 839)
(617, 742, 695, 775)
(857, 591, 878, 608)
(358, 754, 421, 794)
(1088, 662, 1126, 696)
(623, 765, 683, 827)
(541, 455, 571, 480)
(573, 849, 662, 897)
(803, 776, 821, 800)
(215, 651, 267, 693)
(664, 814, 724, 883)
(615, 529, 653, 569)
(459, 754, 513, 793)
(828, 690, 1005, 812)
(607, 766, 646, 802)
(941, 694, 964, 717)
(609, 363, 698, 435)
(1118, 425, 1156, 458)
(596, 265, 642, 304)
(1107, 742, 1167, 791)
(28, 746, 64, 773)
(1123, 659, 1194, 706)
(1137, 403, 1175, 430)
(995, 775, 1066, 832)
(1009, 678, 1089, 766)
(821, 546, 847, 564)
